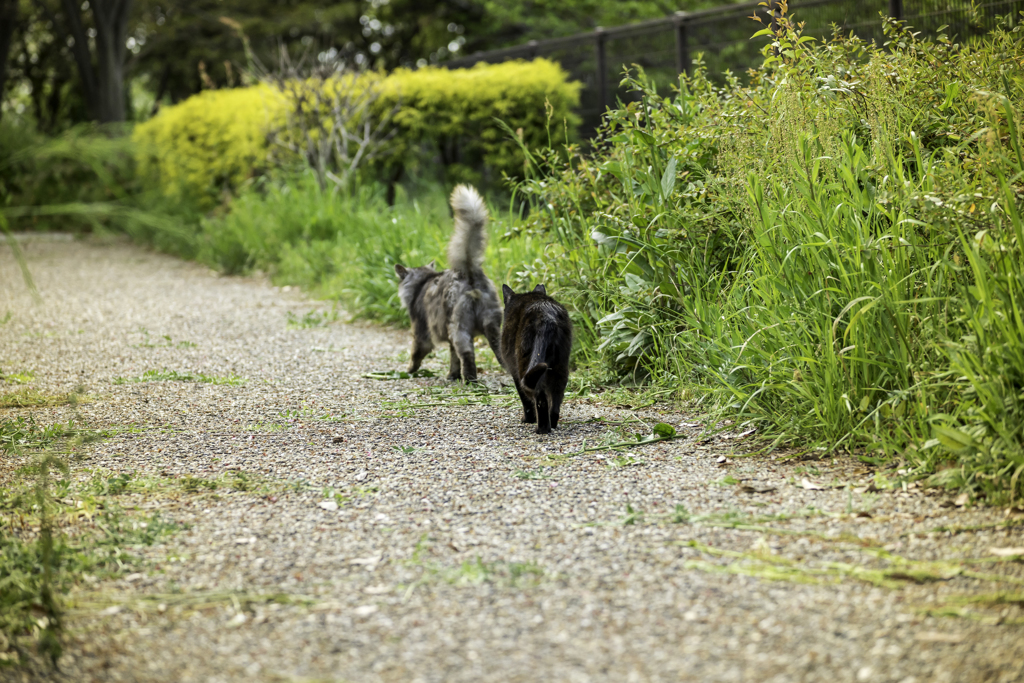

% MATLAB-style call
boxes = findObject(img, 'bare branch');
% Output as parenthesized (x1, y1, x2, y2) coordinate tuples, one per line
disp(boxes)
(261, 43, 399, 191)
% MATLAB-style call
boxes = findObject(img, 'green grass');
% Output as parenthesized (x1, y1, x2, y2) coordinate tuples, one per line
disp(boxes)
(0, 411, 284, 668)
(112, 369, 246, 386)
(0, 413, 185, 668)
(133, 328, 197, 349)
(0, 388, 79, 409)
(196, 175, 546, 326)
(505, 12, 1024, 503)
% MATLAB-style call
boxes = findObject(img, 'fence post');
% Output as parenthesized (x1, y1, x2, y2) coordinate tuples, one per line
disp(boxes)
(674, 11, 691, 76)
(595, 27, 608, 112)
(527, 40, 538, 59)
(888, 0, 903, 20)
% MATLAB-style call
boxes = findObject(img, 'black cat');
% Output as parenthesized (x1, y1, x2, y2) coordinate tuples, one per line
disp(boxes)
(500, 284, 572, 434)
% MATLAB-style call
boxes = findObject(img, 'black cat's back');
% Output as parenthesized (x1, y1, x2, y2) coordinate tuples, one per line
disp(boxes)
(501, 285, 572, 434)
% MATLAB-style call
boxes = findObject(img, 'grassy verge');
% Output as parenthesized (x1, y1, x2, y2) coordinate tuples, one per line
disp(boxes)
(507, 11, 1024, 503)
(0, 409, 183, 668)
(196, 175, 545, 325)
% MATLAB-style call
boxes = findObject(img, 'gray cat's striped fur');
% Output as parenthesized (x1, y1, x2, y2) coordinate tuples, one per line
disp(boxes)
(394, 185, 503, 381)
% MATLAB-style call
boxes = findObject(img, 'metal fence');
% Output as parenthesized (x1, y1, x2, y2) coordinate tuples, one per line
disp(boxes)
(446, 0, 1024, 135)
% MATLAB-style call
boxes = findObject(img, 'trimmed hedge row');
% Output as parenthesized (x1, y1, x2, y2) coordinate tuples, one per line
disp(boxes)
(133, 60, 580, 208)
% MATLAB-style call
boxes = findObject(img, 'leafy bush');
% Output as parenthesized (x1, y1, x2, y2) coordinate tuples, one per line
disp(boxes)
(511, 10, 1024, 502)
(132, 59, 580, 209)
(379, 59, 580, 184)
(132, 84, 288, 210)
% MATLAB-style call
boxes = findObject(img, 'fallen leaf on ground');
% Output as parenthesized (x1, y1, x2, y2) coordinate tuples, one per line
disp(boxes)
(318, 500, 339, 511)
(988, 547, 1024, 558)
(800, 478, 825, 490)
(353, 605, 378, 617)
(954, 492, 970, 507)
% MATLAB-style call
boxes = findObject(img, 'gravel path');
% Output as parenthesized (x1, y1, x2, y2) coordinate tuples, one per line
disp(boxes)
(2, 236, 1023, 683)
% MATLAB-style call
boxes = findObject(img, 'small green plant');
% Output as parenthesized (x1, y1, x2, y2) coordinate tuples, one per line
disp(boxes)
(607, 454, 645, 468)
(622, 503, 644, 526)
(321, 486, 350, 506)
(0, 388, 75, 409)
(1, 369, 34, 384)
(86, 471, 133, 496)
(180, 475, 219, 493)
(354, 485, 379, 498)
(1, 416, 67, 454)
(363, 369, 437, 380)
(0, 420, 184, 667)
(228, 471, 254, 492)
(514, 468, 551, 480)
(286, 310, 334, 329)
(671, 504, 691, 524)
(134, 327, 198, 348)
(437, 557, 544, 587)
(244, 421, 287, 432)
(112, 369, 246, 386)
(279, 404, 340, 421)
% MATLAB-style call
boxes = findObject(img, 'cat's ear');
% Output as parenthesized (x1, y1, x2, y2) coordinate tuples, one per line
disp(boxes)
(394, 264, 408, 279)
(502, 284, 515, 306)
(427, 260, 436, 270)
(533, 283, 546, 295)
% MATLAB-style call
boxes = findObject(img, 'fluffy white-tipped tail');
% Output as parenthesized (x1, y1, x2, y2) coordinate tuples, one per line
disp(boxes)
(447, 184, 489, 275)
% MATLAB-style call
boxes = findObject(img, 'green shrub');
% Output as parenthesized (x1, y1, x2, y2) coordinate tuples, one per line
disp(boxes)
(511, 11, 1024, 501)
(379, 59, 580, 184)
(132, 60, 580, 209)
(132, 84, 288, 210)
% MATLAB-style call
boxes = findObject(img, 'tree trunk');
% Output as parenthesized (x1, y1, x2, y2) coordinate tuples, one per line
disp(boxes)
(93, 0, 130, 122)
(0, 0, 18, 120)
(56, 0, 131, 122)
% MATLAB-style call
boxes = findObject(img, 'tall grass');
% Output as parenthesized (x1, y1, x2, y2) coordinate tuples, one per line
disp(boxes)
(198, 174, 545, 325)
(510, 11, 1024, 501)
(0, 119, 199, 254)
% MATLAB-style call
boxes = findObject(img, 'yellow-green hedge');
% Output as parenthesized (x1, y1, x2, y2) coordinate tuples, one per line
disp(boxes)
(380, 59, 581, 181)
(133, 84, 287, 208)
(133, 60, 580, 208)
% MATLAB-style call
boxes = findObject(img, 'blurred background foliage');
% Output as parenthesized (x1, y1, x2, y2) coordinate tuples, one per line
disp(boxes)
(0, 0, 740, 128)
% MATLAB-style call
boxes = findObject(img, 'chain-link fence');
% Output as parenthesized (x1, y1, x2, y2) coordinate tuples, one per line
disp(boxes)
(447, 0, 1024, 135)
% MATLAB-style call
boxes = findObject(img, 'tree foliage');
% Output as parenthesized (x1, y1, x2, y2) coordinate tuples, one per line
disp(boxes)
(3, 0, 747, 128)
